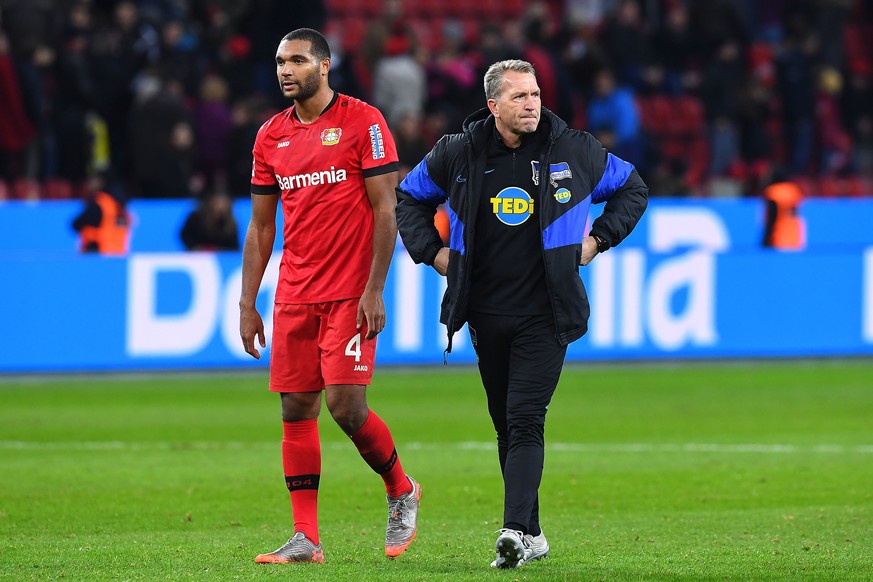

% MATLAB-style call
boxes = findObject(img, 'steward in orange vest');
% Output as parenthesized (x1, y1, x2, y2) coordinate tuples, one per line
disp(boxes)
(72, 191, 131, 255)
(762, 179, 804, 249)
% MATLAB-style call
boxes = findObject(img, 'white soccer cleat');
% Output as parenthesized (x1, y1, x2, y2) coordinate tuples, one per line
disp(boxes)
(524, 530, 550, 561)
(490, 528, 531, 569)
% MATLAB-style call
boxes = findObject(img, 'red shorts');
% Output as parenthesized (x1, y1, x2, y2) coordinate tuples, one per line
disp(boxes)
(269, 299, 376, 392)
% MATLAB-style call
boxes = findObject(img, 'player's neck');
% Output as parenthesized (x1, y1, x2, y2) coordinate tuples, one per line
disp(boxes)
(294, 87, 336, 124)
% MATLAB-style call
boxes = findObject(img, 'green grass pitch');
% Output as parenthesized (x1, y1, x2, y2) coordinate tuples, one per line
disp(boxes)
(1, 360, 872, 581)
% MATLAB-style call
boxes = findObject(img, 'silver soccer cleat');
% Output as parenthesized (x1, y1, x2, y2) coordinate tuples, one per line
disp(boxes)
(254, 531, 325, 563)
(385, 475, 422, 558)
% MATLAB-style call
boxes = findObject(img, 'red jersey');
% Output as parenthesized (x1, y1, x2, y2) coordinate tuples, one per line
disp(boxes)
(251, 93, 398, 304)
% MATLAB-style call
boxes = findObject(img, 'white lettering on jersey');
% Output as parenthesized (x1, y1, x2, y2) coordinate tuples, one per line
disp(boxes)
(274, 166, 348, 190)
(277, 141, 290, 148)
(368, 124, 385, 160)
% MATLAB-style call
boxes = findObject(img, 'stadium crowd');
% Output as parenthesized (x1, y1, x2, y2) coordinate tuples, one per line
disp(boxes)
(0, 0, 871, 201)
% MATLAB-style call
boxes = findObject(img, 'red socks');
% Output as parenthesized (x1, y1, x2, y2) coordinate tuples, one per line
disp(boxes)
(282, 419, 321, 544)
(350, 410, 412, 498)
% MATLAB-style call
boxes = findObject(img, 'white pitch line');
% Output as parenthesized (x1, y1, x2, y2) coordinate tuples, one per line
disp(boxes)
(1, 441, 872, 454)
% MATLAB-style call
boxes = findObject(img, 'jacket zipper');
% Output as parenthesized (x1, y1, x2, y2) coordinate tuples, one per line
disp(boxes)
(539, 139, 562, 342)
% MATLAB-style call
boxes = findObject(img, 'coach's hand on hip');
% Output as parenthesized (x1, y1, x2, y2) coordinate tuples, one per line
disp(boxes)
(580, 236, 600, 266)
(432, 247, 450, 276)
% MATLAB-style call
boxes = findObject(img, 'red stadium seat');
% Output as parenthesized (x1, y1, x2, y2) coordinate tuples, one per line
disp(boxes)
(11, 177, 41, 200)
(444, 0, 478, 18)
(675, 95, 704, 137)
(685, 137, 710, 187)
(817, 176, 842, 198)
(43, 178, 73, 200)
(844, 176, 866, 197)
(500, 0, 525, 18)
(0, 180, 8, 200)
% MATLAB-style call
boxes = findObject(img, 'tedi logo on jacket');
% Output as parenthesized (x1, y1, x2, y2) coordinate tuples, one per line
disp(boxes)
(491, 187, 534, 226)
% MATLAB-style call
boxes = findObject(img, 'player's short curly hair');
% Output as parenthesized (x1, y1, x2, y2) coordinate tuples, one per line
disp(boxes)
(483, 60, 537, 101)
(282, 28, 331, 61)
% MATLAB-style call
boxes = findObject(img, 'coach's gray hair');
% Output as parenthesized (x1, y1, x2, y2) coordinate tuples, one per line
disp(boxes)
(483, 60, 537, 100)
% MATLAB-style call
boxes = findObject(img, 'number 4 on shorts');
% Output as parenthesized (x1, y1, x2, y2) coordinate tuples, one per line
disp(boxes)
(345, 333, 361, 362)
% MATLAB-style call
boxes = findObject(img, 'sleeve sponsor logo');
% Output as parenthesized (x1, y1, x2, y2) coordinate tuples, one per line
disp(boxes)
(368, 124, 386, 160)
(320, 128, 342, 146)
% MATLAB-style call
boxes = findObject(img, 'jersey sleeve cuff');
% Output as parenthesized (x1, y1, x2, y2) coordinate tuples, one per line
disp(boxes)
(362, 162, 399, 178)
(251, 183, 280, 195)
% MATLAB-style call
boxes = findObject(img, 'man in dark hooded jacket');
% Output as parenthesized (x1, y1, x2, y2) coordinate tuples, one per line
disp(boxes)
(396, 59, 647, 569)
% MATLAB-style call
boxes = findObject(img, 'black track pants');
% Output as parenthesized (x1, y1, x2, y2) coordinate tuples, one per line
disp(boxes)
(467, 312, 567, 535)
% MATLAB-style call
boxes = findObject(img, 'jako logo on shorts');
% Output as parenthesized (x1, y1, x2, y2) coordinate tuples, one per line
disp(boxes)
(490, 187, 534, 226)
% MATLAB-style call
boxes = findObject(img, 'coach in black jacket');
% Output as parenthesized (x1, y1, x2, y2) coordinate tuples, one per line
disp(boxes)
(396, 60, 647, 569)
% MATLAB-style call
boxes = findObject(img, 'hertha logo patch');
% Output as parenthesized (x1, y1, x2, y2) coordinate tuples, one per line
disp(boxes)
(531, 161, 573, 187)
(320, 128, 342, 146)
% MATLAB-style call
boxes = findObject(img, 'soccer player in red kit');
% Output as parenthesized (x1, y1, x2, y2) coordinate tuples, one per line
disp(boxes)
(239, 28, 421, 564)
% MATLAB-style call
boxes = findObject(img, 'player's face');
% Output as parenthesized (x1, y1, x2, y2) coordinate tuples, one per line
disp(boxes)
(489, 71, 541, 138)
(275, 39, 325, 102)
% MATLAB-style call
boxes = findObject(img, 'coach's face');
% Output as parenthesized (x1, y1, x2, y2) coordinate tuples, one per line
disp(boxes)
(275, 39, 327, 102)
(489, 71, 541, 142)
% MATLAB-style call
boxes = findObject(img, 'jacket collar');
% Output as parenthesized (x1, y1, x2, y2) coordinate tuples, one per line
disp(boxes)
(461, 107, 567, 155)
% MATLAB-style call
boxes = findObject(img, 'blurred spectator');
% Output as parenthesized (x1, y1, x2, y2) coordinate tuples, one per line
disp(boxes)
(129, 76, 194, 197)
(649, 158, 692, 197)
(193, 74, 233, 191)
(434, 205, 450, 245)
(599, 0, 650, 90)
(98, 0, 161, 177)
(688, 0, 747, 62)
(325, 33, 364, 99)
(156, 17, 203, 98)
(427, 20, 480, 131)
(776, 15, 818, 174)
(180, 191, 240, 251)
(699, 40, 743, 176)
(842, 72, 873, 174)
(587, 68, 642, 166)
(0, 31, 37, 185)
(737, 76, 774, 168)
(394, 111, 429, 180)
(560, 12, 610, 102)
(815, 67, 852, 175)
(372, 31, 426, 127)
(225, 96, 268, 197)
(71, 174, 131, 255)
(650, 2, 695, 95)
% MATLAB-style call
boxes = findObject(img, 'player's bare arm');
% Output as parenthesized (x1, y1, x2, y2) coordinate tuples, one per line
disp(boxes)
(239, 193, 279, 358)
(359, 171, 399, 340)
